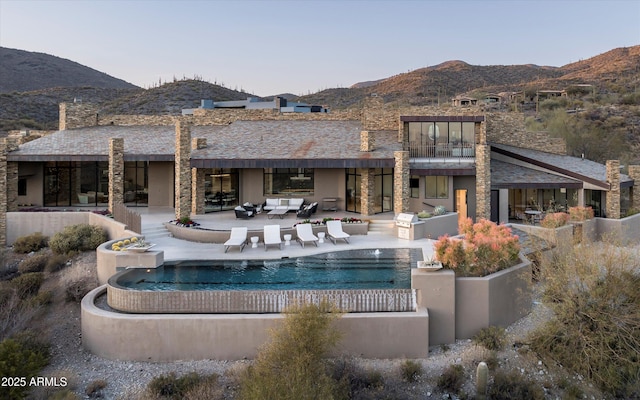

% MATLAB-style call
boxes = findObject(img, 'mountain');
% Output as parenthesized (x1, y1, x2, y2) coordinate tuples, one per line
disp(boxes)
(0, 47, 138, 93)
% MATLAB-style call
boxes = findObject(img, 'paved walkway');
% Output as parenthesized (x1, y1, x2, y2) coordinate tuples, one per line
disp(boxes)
(136, 207, 435, 263)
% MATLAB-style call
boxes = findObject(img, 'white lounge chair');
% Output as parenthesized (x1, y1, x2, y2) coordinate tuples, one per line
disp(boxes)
(326, 220, 350, 244)
(264, 224, 282, 251)
(295, 223, 318, 248)
(224, 227, 248, 253)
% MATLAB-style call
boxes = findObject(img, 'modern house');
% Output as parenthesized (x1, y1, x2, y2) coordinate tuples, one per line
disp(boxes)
(1, 97, 638, 245)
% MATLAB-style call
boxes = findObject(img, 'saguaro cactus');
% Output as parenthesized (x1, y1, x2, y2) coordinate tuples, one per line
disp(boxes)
(476, 361, 488, 400)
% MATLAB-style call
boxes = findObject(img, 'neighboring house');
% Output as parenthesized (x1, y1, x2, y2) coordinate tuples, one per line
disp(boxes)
(182, 97, 329, 115)
(1, 97, 638, 232)
(451, 95, 477, 107)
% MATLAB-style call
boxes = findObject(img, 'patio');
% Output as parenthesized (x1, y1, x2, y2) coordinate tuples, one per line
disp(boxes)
(136, 207, 433, 262)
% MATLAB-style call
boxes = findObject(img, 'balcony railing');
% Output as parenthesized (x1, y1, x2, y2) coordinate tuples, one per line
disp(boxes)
(407, 142, 475, 158)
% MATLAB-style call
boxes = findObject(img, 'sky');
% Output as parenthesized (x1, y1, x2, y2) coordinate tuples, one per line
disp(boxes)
(1, 0, 639, 97)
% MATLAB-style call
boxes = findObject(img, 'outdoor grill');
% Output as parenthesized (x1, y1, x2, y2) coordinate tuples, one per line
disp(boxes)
(396, 213, 419, 240)
(396, 213, 418, 228)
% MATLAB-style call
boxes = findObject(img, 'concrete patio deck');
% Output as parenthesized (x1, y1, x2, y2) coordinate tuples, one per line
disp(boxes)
(135, 207, 436, 262)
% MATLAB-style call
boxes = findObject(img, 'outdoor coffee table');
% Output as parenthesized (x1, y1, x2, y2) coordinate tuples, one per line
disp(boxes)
(267, 208, 288, 219)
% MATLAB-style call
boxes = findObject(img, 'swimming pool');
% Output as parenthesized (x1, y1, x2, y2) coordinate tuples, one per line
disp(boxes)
(106, 248, 422, 313)
(113, 248, 421, 291)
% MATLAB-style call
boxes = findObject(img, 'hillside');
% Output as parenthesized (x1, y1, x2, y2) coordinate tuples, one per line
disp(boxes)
(0, 47, 138, 93)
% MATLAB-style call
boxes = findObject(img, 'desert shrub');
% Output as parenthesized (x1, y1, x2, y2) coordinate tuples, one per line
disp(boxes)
(568, 206, 594, 221)
(625, 207, 640, 217)
(330, 358, 384, 396)
(10, 272, 44, 298)
(27, 290, 53, 307)
(530, 240, 640, 397)
(417, 210, 432, 219)
(239, 301, 343, 400)
(13, 232, 49, 253)
(433, 205, 447, 216)
(18, 253, 49, 273)
(147, 372, 207, 399)
(48, 224, 108, 255)
(49, 390, 80, 400)
(400, 359, 423, 383)
(64, 277, 95, 302)
(45, 254, 71, 273)
(488, 370, 544, 400)
(0, 333, 51, 399)
(540, 212, 570, 229)
(0, 285, 43, 340)
(436, 364, 465, 393)
(434, 218, 520, 277)
(473, 326, 506, 351)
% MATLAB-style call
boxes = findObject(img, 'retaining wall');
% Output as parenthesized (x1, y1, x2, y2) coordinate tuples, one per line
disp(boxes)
(82, 286, 429, 361)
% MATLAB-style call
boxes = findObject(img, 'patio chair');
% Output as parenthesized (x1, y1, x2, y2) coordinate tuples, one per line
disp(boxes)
(326, 220, 350, 244)
(295, 223, 318, 248)
(234, 206, 254, 219)
(296, 202, 318, 218)
(224, 227, 248, 253)
(264, 224, 282, 251)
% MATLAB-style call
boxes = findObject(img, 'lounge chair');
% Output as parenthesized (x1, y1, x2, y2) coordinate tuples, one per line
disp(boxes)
(263, 224, 282, 251)
(224, 227, 248, 253)
(234, 206, 254, 219)
(326, 220, 350, 244)
(295, 223, 318, 248)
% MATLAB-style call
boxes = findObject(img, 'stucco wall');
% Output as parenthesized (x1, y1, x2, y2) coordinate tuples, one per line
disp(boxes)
(82, 286, 429, 361)
(455, 259, 532, 339)
(6, 211, 136, 245)
(594, 213, 640, 244)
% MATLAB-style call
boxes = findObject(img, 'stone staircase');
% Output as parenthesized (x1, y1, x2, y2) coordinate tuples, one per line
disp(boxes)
(367, 219, 396, 235)
(141, 224, 171, 241)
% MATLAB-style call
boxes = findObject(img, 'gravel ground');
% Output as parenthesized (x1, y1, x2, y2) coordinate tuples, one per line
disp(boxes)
(30, 252, 603, 400)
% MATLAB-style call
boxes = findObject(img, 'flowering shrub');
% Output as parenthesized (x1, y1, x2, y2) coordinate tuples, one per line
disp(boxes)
(568, 206, 594, 221)
(540, 212, 570, 229)
(434, 218, 521, 277)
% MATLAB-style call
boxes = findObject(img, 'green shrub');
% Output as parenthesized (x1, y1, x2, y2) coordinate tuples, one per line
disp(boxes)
(436, 364, 465, 393)
(49, 224, 108, 255)
(488, 370, 544, 400)
(18, 253, 49, 274)
(13, 232, 49, 254)
(400, 359, 423, 383)
(0, 334, 51, 399)
(239, 301, 343, 400)
(10, 272, 44, 298)
(473, 326, 506, 351)
(45, 254, 71, 273)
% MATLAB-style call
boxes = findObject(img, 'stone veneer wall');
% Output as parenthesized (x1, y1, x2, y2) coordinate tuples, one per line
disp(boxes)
(360, 168, 375, 216)
(394, 151, 409, 214)
(191, 138, 207, 215)
(485, 112, 566, 154)
(475, 144, 491, 220)
(360, 131, 375, 151)
(59, 102, 99, 130)
(628, 165, 640, 210)
(606, 160, 621, 219)
(175, 119, 192, 220)
(108, 138, 124, 212)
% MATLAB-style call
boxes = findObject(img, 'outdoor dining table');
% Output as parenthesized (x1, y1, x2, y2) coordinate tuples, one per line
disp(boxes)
(525, 210, 542, 224)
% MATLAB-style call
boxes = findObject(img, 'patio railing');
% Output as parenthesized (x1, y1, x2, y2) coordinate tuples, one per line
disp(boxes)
(407, 142, 475, 158)
(113, 202, 142, 234)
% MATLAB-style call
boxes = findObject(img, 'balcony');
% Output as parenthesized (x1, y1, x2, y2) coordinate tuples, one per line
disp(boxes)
(407, 142, 475, 159)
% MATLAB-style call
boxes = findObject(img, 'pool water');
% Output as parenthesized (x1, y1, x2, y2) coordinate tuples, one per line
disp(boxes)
(114, 248, 422, 291)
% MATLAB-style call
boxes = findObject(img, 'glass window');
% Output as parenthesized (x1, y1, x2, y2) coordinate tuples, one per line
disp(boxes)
(264, 168, 314, 195)
(425, 176, 448, 199)
(18, 178, 27, 196)
(410, 175, 420, 198)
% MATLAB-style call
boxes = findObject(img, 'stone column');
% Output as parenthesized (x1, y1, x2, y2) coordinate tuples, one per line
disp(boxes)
(606, 160, 620, 219)
(175, 118, 192, 220)
(191, 137, 207, 215)
(360, 168, 375, 216)
(6, 162, 18, 212)
(628, 165, 640, 210)
(108, 138, 124, 212)
(360, 131, 375, 152)
(475, 144, 491, 221)
(394, 151, 409, 214)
